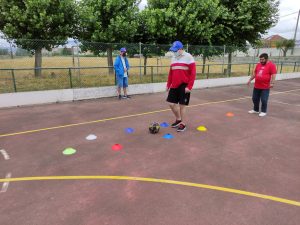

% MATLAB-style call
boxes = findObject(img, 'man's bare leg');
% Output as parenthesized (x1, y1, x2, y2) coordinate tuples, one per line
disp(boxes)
(169, 103, 181, 120)
(179, 104, 186, 124)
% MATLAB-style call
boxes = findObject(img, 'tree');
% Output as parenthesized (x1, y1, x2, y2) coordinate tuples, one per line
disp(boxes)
(275, 39, 295, 57)
(189, 45, 224, 74)
(77, 0, 140, 74)
(144, 0, 223, 45)
(212, 0, 279, 75)
(252, 39, 264, 57)
(0, 0, 78, 77)
(131, 11, 170, 75)
(140, 0, 225, 76)
(0, 48, 8, 55)
(61, 47, 73, 56)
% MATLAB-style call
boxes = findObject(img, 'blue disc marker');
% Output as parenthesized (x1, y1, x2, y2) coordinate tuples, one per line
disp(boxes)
(160, 122, 169, 128)
(125, 128, 134, 133)
(163, 133, 174, 139)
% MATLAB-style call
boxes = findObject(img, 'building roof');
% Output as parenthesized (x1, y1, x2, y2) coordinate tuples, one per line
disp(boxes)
(264, 35, 287, 41)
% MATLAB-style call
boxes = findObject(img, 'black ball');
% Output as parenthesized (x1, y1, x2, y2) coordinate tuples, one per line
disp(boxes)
(149, 122, 160, 134)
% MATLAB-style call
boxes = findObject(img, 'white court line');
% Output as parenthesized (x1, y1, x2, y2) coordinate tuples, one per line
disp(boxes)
(281, 92, 300, 97)
(0, 149, 10, 160)
(271, 100, 300, 107)
(1, 173, 11, 193)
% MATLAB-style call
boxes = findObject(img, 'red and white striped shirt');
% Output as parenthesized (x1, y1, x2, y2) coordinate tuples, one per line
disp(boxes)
(167, 51, 196, 90)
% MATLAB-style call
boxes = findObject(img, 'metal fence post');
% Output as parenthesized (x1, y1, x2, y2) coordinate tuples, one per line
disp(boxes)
(222, 45, 226, 74)
(280, 62, 283, 74)
(207, 65, 210, 79)
(293, 62, 297, 72)
(9, 42, 14, 59)
(253, 48, 257, 64)
(11, 69, 17, 92)
(75, 42, 81, 87)
(68, 68, 73, 88)
(139, 42, 142, 78)
(151, 66, 153, 83)
(248, 63, 251, 76)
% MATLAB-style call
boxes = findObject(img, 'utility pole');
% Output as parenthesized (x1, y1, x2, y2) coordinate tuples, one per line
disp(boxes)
(291, 9, 300, 55)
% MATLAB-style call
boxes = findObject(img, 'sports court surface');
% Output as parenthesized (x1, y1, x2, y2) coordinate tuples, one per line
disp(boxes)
(0, 78, 300, 225)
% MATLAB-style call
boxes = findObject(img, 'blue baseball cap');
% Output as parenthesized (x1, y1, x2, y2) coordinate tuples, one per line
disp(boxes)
(120, 47, 127, 52)
(169, 41, 183, 52)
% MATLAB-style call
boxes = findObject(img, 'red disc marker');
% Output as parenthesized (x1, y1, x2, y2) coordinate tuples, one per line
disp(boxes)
(112, 144, 123, 151)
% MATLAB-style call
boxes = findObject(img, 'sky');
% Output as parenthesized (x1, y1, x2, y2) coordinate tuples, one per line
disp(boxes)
(267, 0, 300, 39)
(139, 0, 300, 40)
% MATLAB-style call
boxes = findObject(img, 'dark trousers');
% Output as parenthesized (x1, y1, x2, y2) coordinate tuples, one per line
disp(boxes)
(252, 88, 270, 113)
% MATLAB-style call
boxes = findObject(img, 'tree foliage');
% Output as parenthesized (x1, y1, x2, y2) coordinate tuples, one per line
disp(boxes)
(0, 0, 78, 76)
(78, 0, 140, 43)
(214, 0, 279, 47)
(213, 0, 279, 74)
(0, 0, 280, 78)
(275, 39, 295, 57)
(144, 0, 222, 45)
(77, 0, 141, 73)
(141, 0, 279, 75)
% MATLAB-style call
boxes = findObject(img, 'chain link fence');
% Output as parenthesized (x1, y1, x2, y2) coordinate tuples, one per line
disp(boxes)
(0, 39, 299, 93)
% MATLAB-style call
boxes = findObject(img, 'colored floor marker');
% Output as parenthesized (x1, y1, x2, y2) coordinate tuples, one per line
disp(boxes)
(86, 134, 97, 140)
(63, 148, 76, 155)
(163, 133, 174, 139)
(197, 126, 207, 132)
(160, 122, 169, 128)
(112, 144, 123, 151)
(125, 128, 134, 134)
(226, 112, 234, 117)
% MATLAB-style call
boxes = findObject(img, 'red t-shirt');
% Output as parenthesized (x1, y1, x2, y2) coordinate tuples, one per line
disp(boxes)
(254, 61, 277, 89)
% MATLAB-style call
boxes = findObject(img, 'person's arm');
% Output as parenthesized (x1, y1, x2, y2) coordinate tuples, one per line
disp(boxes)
(125, 58, 130, 70)
(186, 62, 196, 92)
(270, 74, 276, 88)
(114, 56, 121, 75)
(270, 63, 277, 88)
(166, 68, 172, 91)
(247, 65, 256, 86)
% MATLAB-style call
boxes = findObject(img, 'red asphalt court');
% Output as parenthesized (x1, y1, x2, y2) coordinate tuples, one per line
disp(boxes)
(0, 78, 300, 225)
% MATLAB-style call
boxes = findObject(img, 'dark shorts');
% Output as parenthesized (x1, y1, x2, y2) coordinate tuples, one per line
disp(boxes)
(167, 83, 190, 105)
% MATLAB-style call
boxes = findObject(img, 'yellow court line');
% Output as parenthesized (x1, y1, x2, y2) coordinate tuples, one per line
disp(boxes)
(1, 88, 300, 138)
(0, 175, 299, 207)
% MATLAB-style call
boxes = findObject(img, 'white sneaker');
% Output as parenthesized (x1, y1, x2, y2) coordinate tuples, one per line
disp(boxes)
(248, 110, 259, 114)
(259, 112, 267, 117)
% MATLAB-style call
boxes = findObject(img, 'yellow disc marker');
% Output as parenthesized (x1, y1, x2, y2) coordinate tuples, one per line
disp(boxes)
(197, 126, 207, 132)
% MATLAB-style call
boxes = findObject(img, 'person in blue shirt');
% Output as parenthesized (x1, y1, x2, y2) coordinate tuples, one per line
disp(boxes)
(114, 47, 130, 99)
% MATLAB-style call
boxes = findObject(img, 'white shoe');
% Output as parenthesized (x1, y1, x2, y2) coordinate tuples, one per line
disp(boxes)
(259, 112, 267, 117)
(248, 110, 259, 114)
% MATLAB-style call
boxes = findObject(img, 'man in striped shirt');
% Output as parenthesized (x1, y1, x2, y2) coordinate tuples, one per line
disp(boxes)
(166, 41, 196, 132)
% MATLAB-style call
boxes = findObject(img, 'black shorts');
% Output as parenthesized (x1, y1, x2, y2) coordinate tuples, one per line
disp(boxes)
(167, 83, 190, 105)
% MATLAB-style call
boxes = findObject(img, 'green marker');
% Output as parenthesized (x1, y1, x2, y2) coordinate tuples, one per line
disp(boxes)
(63, 148, 76, 155)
